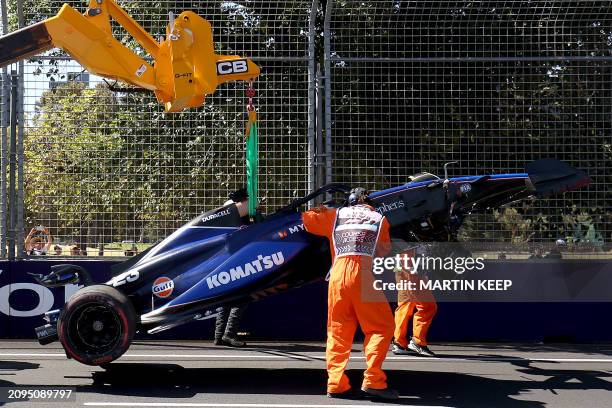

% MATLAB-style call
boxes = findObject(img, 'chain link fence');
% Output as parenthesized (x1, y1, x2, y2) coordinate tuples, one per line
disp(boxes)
(325, 0, 611, 246)
(3, 0, 315, 256)
(0, 0, 610, 258)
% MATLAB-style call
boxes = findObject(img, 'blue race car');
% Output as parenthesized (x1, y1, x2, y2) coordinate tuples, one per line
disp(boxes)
(31, 159, 589, 365)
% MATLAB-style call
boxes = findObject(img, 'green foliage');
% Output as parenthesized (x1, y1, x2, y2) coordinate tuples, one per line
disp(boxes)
(563, 211, 605, 249)
(24, 81, 244, 243)
(493, 207, 538, 244)
(25, 82, 123, 243)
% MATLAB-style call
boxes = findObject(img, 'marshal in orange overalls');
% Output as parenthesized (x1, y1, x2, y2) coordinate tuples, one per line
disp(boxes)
(394, 249, 437, 348)
(303, 204, 394, 394)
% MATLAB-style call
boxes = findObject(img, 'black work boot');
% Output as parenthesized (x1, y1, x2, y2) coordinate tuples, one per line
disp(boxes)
(221, 336, 246, 347)
(327, 388, 357, 399)
(361, 386, 399, 400)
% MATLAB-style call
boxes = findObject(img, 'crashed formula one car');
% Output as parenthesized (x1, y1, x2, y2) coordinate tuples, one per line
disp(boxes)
(31, 159, 588, 365)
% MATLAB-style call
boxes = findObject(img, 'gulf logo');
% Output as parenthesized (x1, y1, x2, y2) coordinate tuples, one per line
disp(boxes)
(152, 276, 174, 298)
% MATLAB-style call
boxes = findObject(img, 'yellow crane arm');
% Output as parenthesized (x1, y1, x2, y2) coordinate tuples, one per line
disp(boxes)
(0, 0, 260, 112)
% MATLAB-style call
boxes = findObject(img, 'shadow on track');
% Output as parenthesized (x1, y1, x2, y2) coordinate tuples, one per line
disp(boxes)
(440, 343, 612, 357)
(0, 361, 40, 407)
(80, 359, 612, 407)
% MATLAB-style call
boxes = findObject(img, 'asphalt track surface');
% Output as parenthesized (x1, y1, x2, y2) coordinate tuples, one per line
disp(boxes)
(1, 341, 611, 407)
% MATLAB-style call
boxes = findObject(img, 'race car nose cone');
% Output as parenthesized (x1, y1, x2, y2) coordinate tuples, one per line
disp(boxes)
(92, 321, 104, 332)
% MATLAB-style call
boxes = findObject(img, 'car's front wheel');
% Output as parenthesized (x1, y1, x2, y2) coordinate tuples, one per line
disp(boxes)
(58, 285, 136, 366)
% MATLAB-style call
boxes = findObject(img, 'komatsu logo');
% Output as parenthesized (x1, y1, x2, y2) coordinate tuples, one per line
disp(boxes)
(206, 252, 285, 289)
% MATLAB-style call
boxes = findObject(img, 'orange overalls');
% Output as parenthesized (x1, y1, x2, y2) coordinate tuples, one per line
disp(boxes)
(303, 204, 394, 394)
(394, 249, 437, 348)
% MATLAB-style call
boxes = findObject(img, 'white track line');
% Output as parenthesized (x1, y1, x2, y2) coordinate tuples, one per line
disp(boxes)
(2, 352, 612, 363)
(0, 353, 286, 359)
(388, 356, 612, 363)
(0, 353, 67, 357)
(83, 404, 442, 408)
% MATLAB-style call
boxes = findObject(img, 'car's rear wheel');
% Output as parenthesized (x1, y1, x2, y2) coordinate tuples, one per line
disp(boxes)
(58, 285, 136, 366)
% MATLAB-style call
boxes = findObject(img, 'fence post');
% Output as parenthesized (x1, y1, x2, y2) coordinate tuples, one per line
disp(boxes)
(15, 0, 24, 258)
(0, 71, 6, 259)
(16, 66, 24, 259)
(0, 0, 8, 258)
(307, 0, 319, 204)
(323, 0, 333, 194)
(8, 71, 17, 260)
(316, 64, 325, 193)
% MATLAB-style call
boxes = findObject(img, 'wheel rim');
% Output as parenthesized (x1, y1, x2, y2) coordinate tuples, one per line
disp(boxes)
(67, 302, 123, 355)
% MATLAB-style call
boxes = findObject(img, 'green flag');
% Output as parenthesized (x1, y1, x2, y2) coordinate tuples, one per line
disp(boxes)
(246, 115, 258, 216)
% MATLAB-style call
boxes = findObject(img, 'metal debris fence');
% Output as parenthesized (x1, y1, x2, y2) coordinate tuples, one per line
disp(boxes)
(0, 0, 610, 258)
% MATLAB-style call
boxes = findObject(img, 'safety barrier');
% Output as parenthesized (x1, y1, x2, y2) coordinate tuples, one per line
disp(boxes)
(3, 259, 612, 342)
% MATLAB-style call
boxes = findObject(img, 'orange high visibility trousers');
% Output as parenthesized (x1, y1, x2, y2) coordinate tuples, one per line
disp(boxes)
(326, 257, 395, 393)
(394, 300, 437, 347)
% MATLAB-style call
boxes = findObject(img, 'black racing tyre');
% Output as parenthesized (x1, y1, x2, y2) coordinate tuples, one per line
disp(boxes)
(58, 285, 136, 366)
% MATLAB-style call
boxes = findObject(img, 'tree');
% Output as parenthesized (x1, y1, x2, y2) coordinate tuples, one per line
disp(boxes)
(25, 82, 124, 245)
